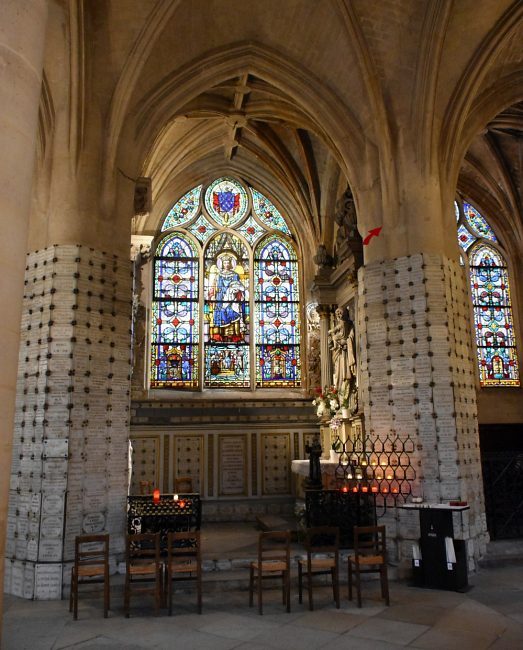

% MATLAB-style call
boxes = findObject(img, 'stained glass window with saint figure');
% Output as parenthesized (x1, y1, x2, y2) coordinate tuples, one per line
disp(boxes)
(204, 233, 250, 387)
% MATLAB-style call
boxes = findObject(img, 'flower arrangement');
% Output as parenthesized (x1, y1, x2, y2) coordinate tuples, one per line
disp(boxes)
(312, 386, 340, 419)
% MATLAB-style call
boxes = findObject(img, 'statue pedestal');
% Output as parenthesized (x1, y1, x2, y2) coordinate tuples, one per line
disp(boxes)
(320, 415, 365, 460)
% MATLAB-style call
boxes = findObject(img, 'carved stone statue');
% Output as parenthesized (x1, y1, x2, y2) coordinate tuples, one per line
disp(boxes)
(313, 244, 334, 270)
(134, 177, 152, 216)
(328, 306, 356, 397)
(334, 187, 363, 269)
(306, 303, 321, 390)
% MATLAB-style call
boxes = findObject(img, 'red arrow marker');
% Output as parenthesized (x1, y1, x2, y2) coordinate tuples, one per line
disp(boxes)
(363, 226, 382, 246)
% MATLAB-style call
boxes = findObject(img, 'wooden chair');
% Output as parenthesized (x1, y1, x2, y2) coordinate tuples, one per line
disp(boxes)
(69, 533, 110, 620)
(298, 526, 340, 610)
(174, 476, 193, 493)
(348, 525, 389, 607)
(249, 530, 291, 615)
(165, 530, 202, 615)
(124, 533, 162, 617)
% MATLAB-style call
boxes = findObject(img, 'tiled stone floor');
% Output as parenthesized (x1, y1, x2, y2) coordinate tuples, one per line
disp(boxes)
(3, 524, 523, 649)
(4, 562, 523, 649)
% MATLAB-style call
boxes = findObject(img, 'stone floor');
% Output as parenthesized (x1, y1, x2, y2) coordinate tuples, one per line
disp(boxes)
(3, 523, 523, 649)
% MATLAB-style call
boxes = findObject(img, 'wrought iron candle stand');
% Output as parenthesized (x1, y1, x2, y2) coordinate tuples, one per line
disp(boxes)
(304, 432, 417, 545)
(331, 432, 417, 518)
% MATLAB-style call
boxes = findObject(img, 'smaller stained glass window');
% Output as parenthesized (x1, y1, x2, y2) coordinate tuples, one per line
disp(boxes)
(469, 244, 519, 387)
(463, 203, 497, 242)
(204, 177, 248, 227)
(250, 187, 291, 235)
(162, 185, 202, 230)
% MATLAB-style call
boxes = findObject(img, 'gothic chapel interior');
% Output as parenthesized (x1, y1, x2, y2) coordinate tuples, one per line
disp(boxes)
(1, 0, 523, 617)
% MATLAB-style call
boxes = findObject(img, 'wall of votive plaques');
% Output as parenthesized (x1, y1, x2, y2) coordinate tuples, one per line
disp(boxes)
(4, 244, 132, 600)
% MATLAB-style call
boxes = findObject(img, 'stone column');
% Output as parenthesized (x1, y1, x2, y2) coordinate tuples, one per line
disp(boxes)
(316, 305, 333, 388)
(0, 0, 48, 632)
(357, 253, 488, 569)
(5, 247, 132, 599)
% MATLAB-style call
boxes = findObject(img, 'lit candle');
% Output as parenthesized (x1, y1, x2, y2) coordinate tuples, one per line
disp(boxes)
(361, 486, 368, 493)
(352, 486, 359, 493)
(179, 500, 186, 508)
(392, 487, 399, 494)
(153, 489, 160, 504)
(341, 486, 349, 493)
(371, 486, 378, 493)
(386, 474, 393, 480)
(173, 493, 179, 501)
(382, 487, 389, 493)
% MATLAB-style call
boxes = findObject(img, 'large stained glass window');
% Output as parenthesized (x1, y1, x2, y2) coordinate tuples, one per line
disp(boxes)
(455, 198, 520, 387)
(151, 177, 301, 390)
(151, 234, 199, 388)
(254, 235, 301, 387)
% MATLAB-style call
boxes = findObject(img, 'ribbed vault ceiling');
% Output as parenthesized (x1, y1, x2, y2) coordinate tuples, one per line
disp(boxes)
(141, 72, 342, 243)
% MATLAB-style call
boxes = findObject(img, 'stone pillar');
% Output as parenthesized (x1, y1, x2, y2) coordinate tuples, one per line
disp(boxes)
(5, 246, 132, 598)
(0, 0, 48, 629)
(316, 305, 333, 388)
(357, 253, 488, 569)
